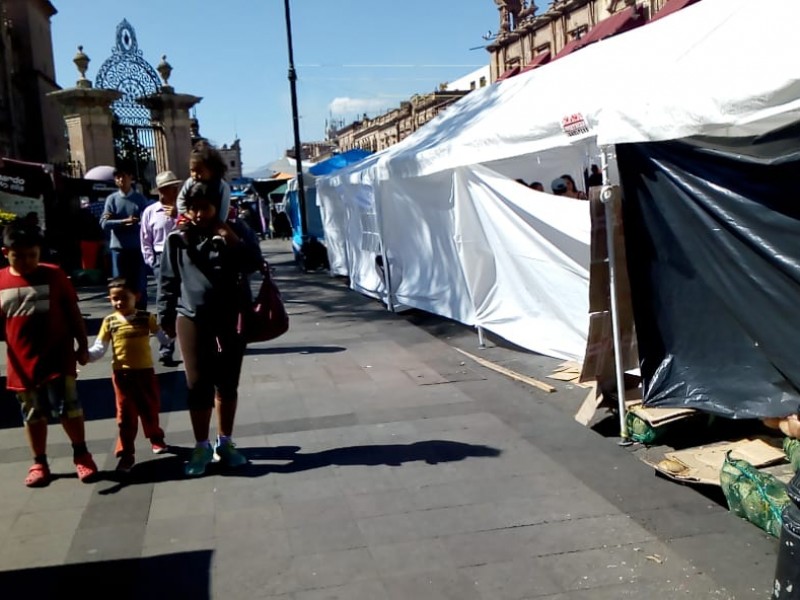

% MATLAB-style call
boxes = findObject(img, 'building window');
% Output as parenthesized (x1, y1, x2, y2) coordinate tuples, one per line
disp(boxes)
(230, 160, 235, 167)
(470, 81, 476, 90)
(479, 76, 487, 87)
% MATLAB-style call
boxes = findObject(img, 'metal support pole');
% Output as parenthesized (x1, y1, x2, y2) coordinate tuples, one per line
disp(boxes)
(283, 0, 309, 249)
(600, 147, 631, 443)
(477, 326, 486, 349)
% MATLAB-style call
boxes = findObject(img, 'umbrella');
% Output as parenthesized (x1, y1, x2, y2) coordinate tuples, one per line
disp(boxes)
(84, 165, 115, 181)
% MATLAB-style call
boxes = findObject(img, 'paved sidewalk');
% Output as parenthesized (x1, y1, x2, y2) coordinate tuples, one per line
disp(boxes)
(0, 240, 778, 599)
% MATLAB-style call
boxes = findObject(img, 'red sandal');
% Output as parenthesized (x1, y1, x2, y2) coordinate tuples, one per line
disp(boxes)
(74, 452, 98, 482)
(25, 463, 51, 488)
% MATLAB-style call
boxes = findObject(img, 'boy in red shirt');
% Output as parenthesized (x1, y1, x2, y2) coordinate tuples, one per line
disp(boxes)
(0, 221, 98, 487)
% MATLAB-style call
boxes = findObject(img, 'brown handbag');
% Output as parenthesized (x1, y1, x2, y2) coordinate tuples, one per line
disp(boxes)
(239, 263, 289, 343)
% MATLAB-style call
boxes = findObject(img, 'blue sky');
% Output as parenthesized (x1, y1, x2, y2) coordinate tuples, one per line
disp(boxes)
(50, 1, 498, 174)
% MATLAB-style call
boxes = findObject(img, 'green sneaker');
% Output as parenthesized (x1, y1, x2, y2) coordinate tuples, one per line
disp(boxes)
(185, 445, 214, 477)
(214, 437, 248, 468)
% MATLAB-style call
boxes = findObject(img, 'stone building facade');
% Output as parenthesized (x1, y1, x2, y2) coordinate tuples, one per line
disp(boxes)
(0, 0, 67, 164)
(488, 0, 676, 81)
(334, 89, 469, 154)
(219, 139, 243, 179)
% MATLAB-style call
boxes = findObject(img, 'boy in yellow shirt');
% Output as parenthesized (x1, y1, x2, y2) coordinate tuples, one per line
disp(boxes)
(88, 277, 172, 472)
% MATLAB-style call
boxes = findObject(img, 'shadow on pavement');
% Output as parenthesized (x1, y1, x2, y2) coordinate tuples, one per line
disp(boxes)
(97, 440, 502, 492)
(0, 550, 213, 600)
(245, 345, 346, 355)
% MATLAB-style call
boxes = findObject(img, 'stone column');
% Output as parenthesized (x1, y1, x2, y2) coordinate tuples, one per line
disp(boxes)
(137, 91, 201, 179)
(138, 58, 202, 180)
(47, 47, 121, 172)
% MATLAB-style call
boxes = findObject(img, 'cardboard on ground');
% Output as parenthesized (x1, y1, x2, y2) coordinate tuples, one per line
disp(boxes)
(651, 438, 786, 486)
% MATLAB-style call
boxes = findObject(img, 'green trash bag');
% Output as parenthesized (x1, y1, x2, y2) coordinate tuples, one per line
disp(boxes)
(720, 451, 790, 538)
(784, 437, 800, 471)
(625, 411, 664, 445)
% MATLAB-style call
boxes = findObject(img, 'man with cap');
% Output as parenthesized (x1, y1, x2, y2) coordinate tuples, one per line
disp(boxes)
(141, 170, 181, 363)
(101, 163, 150, 309)
(550, 177, 568, 196)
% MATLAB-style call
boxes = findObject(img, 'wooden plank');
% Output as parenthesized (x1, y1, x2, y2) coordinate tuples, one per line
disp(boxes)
(454, 348, 556, 393)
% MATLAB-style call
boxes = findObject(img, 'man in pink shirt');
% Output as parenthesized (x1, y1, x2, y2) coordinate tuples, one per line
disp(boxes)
(141, 170, 181, 363)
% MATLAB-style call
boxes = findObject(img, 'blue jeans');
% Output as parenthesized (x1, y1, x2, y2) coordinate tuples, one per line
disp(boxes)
(111, 249, 147, 310)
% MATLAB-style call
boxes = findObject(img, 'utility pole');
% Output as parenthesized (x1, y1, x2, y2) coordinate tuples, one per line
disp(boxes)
(282, 0, 310, 264)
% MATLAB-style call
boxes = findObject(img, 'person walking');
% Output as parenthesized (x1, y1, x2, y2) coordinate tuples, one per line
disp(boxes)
(101, 163, 149, 309)
(0, 220, 98, 487)
(141, 170, 181, 363)
(88, 277, 171, 473)
(157, 181, 262, 477)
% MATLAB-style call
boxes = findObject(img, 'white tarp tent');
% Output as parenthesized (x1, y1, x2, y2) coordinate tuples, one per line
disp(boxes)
(317, 0, 800, 362)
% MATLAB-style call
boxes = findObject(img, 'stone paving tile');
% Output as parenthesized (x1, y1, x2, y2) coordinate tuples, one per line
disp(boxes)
(461, 557, 564, 600)
(381, 568, 483, 600)
(143, 514, 216, 548)
(6, 506, 84, 539)
(288, 518, 367, 555)
(523, 514, 657, 558)
(291, 579, 389, 600)
(149, 490, 216, 520)
(442, 526, 560, 569)
(212, 551, 296, 597)
(66, 522, 145, 562)
(287, 547, 379, 592)
(280, 495, 355, 528)
(369, 538, 457, 577)
(346, 488, 418, 519)
(357, 511, 430, 546)
(214, 504, 286, 537)
(0, 531, 72, 569)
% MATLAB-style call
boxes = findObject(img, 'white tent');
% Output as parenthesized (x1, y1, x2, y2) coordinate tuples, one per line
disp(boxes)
(317, 0, 800, 363)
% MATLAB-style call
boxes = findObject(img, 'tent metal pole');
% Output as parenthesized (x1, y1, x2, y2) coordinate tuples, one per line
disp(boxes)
(600, 146, 631, 443)
(477, 326, 486, 348)
(372, 186, 395, 313)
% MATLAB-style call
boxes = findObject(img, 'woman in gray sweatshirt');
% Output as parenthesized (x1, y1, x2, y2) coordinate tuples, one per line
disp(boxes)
(158, 180, 263, 477)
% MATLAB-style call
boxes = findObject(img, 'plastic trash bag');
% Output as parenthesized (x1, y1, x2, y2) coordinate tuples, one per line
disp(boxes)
(720, 451, 790, 538)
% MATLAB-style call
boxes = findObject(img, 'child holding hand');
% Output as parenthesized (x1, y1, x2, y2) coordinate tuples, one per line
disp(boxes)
(88, 277, 172, 472)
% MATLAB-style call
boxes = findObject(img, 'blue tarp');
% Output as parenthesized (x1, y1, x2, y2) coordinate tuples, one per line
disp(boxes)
(288, 149, 373, 250)
(308, 149, 372, 176)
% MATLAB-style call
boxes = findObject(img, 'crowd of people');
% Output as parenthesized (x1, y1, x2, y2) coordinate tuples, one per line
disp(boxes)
(515, 164, 603, 199)
(0, 142, 264, 487)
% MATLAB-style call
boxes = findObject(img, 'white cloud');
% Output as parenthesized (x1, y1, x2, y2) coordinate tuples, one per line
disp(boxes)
(329, 97, 393, 116)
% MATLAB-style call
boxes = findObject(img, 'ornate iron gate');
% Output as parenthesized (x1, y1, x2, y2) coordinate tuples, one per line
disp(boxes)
(96, 20, 162, 191)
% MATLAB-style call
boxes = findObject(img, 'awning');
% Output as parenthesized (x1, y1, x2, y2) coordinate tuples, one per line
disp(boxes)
(554, 37, 583, 59)
(496, 66, 521, 82)
(519, 50, 551, 74)
(650, 0, 701, 22)
(554, 5, 644, 59)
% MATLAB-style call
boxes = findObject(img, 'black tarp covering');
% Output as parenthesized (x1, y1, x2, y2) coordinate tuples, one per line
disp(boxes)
(618, 122, 800, 419)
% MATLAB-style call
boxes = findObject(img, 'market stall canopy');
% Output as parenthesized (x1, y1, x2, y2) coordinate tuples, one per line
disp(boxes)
(309, 149, 372, 176)
(251, 178, 290, 199)
(266, 156, 316, 177)
(324, 0, 800, 185)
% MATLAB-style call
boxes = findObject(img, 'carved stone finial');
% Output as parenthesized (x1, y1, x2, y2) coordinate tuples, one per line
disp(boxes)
(157, 54, 173, 91)
(74, 45, 92, 88)
(494, 0, 524, 35)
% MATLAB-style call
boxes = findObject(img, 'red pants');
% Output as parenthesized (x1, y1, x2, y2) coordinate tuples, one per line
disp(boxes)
(112, 368, 164, 457)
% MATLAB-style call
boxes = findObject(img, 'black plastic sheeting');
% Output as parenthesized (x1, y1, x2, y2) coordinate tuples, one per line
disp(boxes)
(618, 121, 800, 419)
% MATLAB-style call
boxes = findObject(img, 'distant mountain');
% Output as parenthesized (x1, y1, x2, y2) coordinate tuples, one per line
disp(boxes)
(243, 164, 273, 179)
